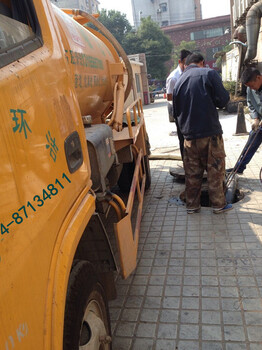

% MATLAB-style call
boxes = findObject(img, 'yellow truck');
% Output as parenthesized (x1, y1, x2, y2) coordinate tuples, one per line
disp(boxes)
(0, 1, 150, 349)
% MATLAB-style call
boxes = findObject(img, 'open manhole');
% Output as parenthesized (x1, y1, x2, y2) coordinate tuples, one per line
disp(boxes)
(170, 168, 244, 206)
(200, 178, 244, 207)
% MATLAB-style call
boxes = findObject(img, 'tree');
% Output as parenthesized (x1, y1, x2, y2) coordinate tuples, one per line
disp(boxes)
(124, 17, 173, 80)
(97, 9, 132, 45)
(215, 44, 232, 70)
(172, 40, 197, 68)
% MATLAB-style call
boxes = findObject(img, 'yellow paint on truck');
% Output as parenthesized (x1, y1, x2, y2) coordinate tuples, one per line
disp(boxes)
(0, 1, 150, 349)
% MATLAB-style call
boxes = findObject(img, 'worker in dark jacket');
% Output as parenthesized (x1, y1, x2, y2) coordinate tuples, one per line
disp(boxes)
(173, 53, 232, 214)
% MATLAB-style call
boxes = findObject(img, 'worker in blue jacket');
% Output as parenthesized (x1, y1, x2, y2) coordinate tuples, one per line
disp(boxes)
(173, 53, 232, 214)
(227, 67, 262, 175)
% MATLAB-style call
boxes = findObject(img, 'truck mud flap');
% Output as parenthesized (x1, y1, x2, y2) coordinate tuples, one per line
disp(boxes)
(114, 149, 145, 279)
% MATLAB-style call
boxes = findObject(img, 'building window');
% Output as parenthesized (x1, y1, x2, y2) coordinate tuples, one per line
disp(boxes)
(135, 73, 141, 93)
(161, 21, 168, 27)
(159, 3, 167, 12)
(190, 27, 224, 40)
(206, 46, 222, 61)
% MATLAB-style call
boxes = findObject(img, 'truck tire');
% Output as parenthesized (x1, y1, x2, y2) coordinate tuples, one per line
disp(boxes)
(63, 261, 112, 350)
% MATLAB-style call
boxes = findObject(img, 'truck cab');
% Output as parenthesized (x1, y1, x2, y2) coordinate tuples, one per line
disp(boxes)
(0, 1, 150, 349)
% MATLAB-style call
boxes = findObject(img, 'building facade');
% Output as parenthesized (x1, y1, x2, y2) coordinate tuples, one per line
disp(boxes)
(162, 15, 231, 71)
(131, 0, 201, 29)
(221, 0, 262, 82)
(50, 0, 99, 14)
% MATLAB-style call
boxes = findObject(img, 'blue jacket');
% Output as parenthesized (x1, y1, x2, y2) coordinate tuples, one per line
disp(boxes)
(247, 87, 262, 120)
(173, 65, 229, 140)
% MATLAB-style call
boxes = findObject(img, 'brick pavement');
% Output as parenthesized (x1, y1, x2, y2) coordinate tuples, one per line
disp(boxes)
(109, 124, 262, 349)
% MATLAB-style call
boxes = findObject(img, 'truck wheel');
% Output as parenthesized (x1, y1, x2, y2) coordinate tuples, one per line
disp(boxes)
(63, 261, 112, 350)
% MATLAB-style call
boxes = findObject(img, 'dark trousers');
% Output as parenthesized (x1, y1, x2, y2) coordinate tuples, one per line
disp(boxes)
(168, 103, 184, 159)
(237, 127, 262, 172)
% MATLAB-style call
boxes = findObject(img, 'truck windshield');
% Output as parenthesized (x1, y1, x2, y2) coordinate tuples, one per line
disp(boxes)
(0, 13, 34, 51)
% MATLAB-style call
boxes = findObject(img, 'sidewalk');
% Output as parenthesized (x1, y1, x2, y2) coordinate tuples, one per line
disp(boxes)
(109, 99, 262, 350)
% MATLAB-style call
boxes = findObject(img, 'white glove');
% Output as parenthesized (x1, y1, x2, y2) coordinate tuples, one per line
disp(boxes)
(252, 118, 260, 131)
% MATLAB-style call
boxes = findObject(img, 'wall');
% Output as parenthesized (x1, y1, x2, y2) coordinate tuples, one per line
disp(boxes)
(162, 15, 231, 70)
(131, 0, 201, 29)
(222, 47, 239, 81)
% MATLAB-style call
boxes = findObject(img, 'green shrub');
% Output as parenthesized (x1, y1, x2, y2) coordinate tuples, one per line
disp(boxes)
(223, 81, 236, 96)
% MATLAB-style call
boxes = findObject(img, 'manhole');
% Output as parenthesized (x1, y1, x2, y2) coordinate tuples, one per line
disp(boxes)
(200, 179, 244, 207)
(170, 168, 244, 207)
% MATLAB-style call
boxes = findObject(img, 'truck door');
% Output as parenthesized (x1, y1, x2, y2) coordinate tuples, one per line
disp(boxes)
(0, 0, 90, 348)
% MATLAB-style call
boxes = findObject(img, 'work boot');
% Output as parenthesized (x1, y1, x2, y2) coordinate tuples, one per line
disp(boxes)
(213, 203, 233, 214)
(187, 207, 201, 214)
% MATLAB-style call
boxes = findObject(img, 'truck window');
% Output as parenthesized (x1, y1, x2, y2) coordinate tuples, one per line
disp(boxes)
(0, 0, 42, 68)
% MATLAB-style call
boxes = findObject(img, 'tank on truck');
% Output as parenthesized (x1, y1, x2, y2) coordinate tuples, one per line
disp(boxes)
(59, 8, 151, 278)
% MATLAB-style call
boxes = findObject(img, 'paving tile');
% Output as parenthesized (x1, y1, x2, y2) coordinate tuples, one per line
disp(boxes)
(182, 286, 200, 297)
(202, 342, 223, 350)
(110, 308, 121, 321)
(247, 326, 262, 341)
(157, 323, 177, 339)
(144, 296, 162, 308)
(220, 286, 239, 298)
(239, 287, 260, 298)
(221, 298, 241, 311)
(115, 322, 136, 337)
(242, 298, 262, 311)
(182, 297, 199, 309)
(181, 310, 199, 324)
(120, 308, 140, 322)
(147, 285, 164, 297)
(135, 322, 156, 338)
(201, 342, 223, 350)
(160, 309, 179, 323)
(223, 311, 243, 325)
(132, 338, 155, 349)
(112, 336, 132, 350)
(163, 297, 180, 309)
(140, 308, 159, 322)
(179, 324, 199, 340)
(202, 276, 219, 286)
(225, 343, 248, 350)
(202, 297, 220, 310)
(125, 296, 144, 308)
(224, 325, 246, 341)
(244, 311, 262, 325)
(129, 285, 147, 296)
(202, 325, 222, 341)
(132, 275, 149, 285)
(155, 339, 176, 350)
(202, 286, 219, 297)
(250, 344, 262, 350)
(202, 311, 221, 324)
(183, 275, 200, 285)
(177, 340, 200, 350)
